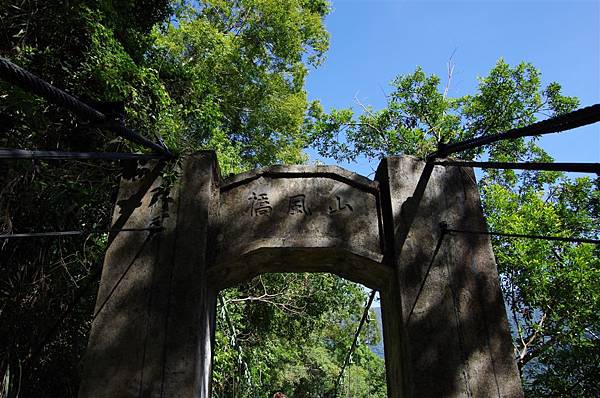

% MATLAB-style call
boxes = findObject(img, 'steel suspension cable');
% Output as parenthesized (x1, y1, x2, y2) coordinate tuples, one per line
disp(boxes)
(0, 56, 173, 157)
(432, 160, 600, 174)
(445, 228, 600, 245)
(428, 104, 600, 160)
(0, 148, 168, 161)
(0, 227, 162, 239)
(333, 289, 377, 397)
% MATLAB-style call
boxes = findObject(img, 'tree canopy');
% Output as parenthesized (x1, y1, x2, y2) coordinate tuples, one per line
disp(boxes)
(307, 59, 599, 397)
(1, 1, 385, 396)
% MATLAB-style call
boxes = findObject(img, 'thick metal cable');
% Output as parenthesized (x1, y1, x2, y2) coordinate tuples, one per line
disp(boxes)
(0, 148, 168, 161)
(333, 289, 377, 396)
(446, 228, 600, 245)
(433, 160, 600, 175)
(428, 104, 600, 160)
(0, 57, 173, 157)
(0, 227, 163, 239)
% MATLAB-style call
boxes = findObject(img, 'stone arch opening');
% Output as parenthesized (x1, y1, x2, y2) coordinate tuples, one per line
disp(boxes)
(212, 271, 388, 397)
(206, 164, 401, 396)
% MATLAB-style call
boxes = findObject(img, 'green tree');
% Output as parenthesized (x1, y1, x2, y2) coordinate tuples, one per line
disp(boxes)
(1, 1, 387, 396)
(146, 0, 331, 171)
(1, 1, 176, 395)
(212, 274, 385, 397)
(306, 59, 599, 396)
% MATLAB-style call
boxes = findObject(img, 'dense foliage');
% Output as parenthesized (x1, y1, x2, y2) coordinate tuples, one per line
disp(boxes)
(1, 0, 384, 396)
(213, 274, 385, 397)
(307, 59, 599, 396)
(1, 1, 175, 396)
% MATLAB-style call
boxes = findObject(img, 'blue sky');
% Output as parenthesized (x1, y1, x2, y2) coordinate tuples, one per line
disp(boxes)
(305, 0, 600, 178)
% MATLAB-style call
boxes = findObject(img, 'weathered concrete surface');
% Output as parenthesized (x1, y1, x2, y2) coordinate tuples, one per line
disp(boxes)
(212, 165, 387, 289)
(209, 247, 393, 291)
(77, 160, 165, 398)
(79, 152, 521, 398)
(376, 156, 523, 398)
(78, 152, 219, 398)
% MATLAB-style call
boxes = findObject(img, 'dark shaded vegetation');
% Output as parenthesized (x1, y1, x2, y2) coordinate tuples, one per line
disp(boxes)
(1, 1, 385, 396)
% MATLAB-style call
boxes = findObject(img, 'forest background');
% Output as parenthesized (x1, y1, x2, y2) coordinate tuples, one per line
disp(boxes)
(0, 0, 598, 397)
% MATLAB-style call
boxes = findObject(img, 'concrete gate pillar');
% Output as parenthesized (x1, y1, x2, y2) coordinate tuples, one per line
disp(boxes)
(376, 156, 523, 397)
(79, 152, 219, 398)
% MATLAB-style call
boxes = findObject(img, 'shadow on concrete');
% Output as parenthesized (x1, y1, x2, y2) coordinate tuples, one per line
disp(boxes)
(375, 156, 522, 398)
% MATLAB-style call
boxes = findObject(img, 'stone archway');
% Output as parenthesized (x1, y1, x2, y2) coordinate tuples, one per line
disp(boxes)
(211, 164, 389, 289)
(78, 152, 523, 398)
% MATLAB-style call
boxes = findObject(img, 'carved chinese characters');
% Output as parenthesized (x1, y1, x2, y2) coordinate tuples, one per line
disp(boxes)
(248, 191, 354, 218)
(248, 192, 272, 216)
(215, 167, 383, 264)
(328, 196, 353, 214)
(287, 194, 311, 216)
